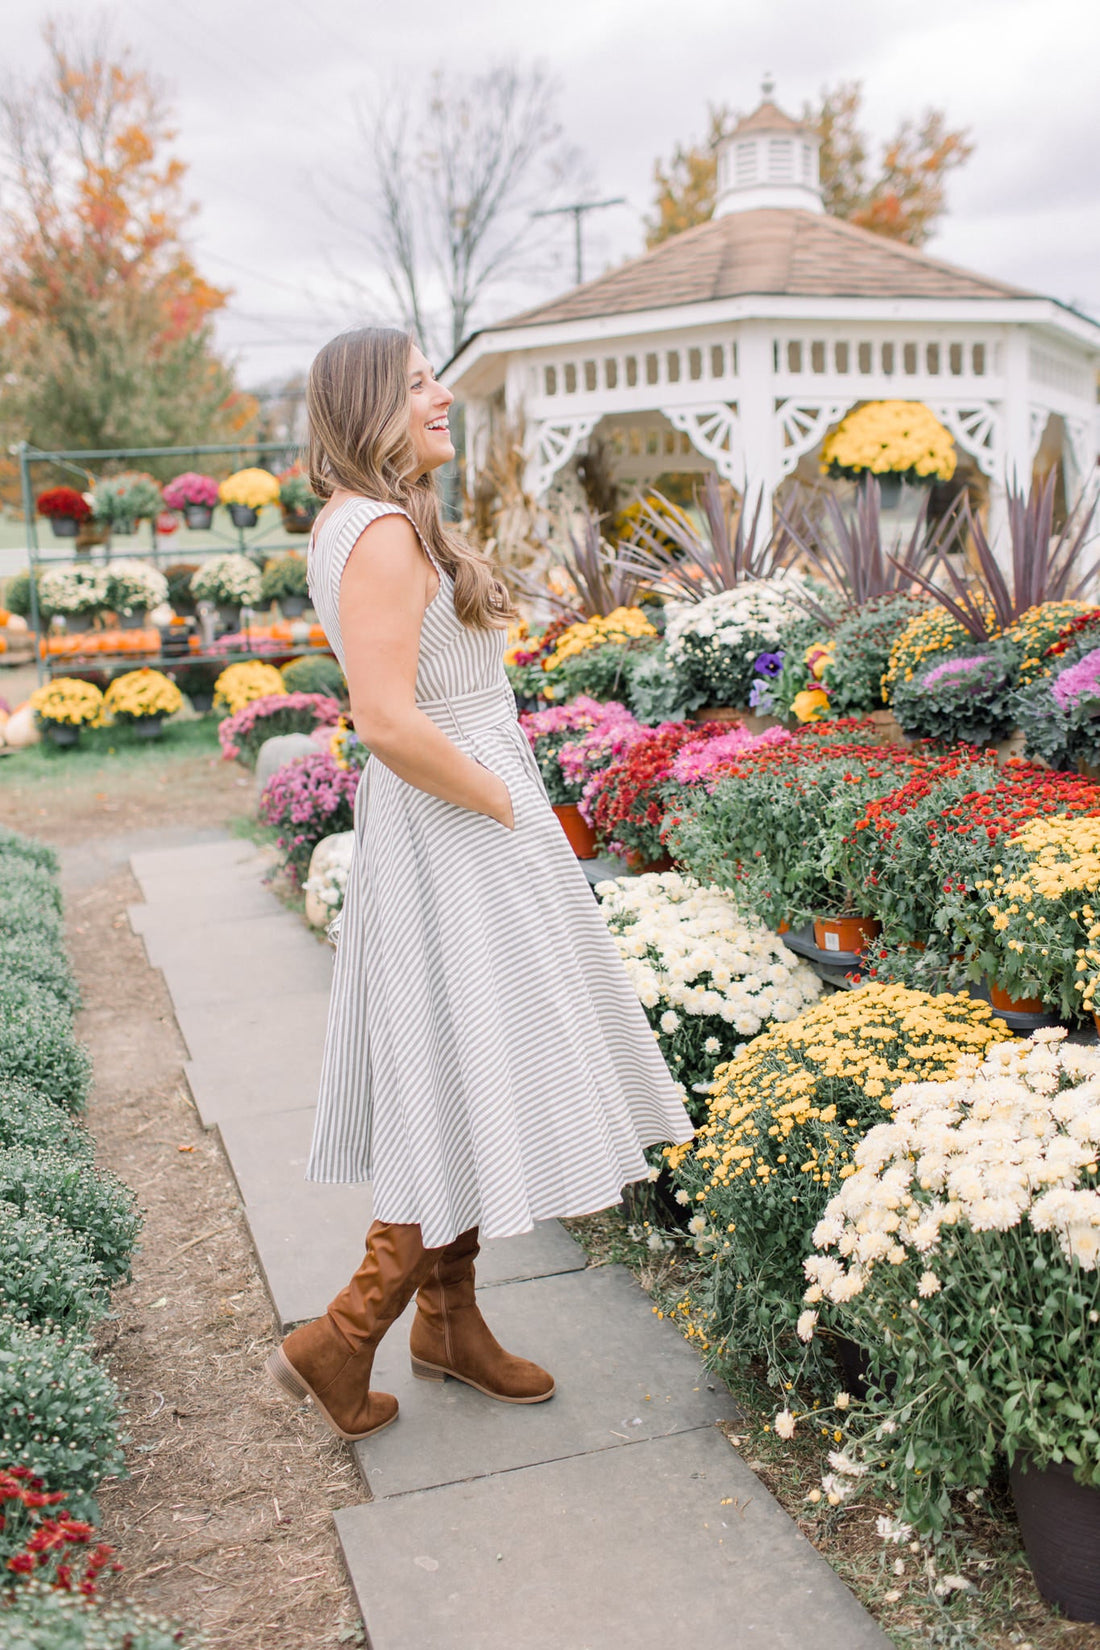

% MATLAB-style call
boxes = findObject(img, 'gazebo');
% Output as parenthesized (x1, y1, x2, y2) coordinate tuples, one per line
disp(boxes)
(444, 84, 1100, 532)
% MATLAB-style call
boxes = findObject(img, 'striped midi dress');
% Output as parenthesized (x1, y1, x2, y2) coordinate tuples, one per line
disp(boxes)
(305, 495, 694, 1249)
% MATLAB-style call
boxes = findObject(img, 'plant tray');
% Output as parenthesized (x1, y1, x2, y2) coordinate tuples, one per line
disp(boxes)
(781, 923, 865, 972)
(965, 979, 1066, 1034)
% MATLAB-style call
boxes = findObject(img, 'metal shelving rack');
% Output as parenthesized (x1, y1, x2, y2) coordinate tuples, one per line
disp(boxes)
(14, 438, 326, 685)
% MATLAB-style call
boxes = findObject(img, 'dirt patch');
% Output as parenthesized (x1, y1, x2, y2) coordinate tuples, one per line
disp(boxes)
(66, 862, 365, 1648)
(0, 720, 248, 845)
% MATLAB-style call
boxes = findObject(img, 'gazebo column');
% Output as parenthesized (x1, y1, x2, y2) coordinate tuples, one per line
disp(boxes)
(462, 397, 491, 497)
(737, 323, 782, 535)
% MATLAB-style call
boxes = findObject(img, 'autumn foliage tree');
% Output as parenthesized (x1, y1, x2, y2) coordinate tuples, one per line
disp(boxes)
(645, 82, 973, 250)
(0, 20, 253, 468)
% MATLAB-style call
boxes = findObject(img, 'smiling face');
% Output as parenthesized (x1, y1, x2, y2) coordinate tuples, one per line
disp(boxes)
(408, 344, 455, 478)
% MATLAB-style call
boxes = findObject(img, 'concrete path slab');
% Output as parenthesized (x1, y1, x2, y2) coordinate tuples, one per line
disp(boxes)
(136, 915, 332, 999)
(242, 1195, 587, 1332)
(335, 1427, 891, 1650)
(61, 827, 232, 893)
(183, 1056, 322, 1129)
(131, 830, 889, 1650)
(127, 881, 277, 934)
(356, 1266, 738, 1499)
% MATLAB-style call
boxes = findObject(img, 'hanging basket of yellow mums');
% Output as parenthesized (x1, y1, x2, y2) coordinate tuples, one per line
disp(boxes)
(820, 400, 957, 485)
(219, 468, 281, 529)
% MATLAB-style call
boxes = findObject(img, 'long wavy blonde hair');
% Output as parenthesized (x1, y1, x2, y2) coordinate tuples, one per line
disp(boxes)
(306, 327, 514, 628)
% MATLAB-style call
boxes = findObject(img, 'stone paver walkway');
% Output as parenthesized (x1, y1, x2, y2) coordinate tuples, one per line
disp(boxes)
(128, 833, 891, 1650)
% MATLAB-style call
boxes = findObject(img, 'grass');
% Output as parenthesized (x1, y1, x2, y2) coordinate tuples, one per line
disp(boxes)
(0, 714, 222, 782)
(566, 1207, 1100, 1650)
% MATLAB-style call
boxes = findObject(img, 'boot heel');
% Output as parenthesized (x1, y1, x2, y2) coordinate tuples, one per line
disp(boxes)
(411, 1356, 446, 1382)
(267, 1346, 309, 1401)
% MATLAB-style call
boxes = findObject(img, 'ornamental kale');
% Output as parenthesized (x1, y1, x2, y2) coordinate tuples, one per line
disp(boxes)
(890, 647, 1017, 746)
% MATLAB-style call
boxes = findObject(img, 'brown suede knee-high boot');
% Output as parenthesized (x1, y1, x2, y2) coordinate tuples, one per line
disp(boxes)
(409, 1227, 555, 1403)
(267, 1221, 442, 1440)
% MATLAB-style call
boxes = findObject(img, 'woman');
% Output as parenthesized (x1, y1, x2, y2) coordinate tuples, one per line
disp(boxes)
(267, 328, 694, 1441)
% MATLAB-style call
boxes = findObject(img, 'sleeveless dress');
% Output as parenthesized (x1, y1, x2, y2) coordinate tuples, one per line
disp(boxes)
(305, 495, 694, 1248)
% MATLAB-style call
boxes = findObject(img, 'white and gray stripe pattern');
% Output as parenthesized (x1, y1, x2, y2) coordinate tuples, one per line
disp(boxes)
(305, 496, 694, 1249)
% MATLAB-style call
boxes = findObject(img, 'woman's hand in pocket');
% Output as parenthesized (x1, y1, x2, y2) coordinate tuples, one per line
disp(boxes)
(486, 774, 515, 831)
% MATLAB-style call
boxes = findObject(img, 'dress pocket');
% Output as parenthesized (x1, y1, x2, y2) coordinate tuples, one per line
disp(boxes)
(474, 755, 519, 833)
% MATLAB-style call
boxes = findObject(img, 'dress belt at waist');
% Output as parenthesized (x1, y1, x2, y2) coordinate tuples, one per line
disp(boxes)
(417, 682, 518, 739)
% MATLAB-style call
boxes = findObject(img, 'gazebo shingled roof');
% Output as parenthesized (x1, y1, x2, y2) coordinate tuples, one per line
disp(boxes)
(496, 208, 1027, 331)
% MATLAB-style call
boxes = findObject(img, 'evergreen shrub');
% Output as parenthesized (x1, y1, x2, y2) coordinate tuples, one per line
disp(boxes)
(0, 933, 80, 1016)
(280, 654, 347, 700)
(0, 824, 59, 874)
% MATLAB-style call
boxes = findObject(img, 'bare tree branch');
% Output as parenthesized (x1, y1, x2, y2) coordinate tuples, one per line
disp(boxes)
(337, 63, 585, 359)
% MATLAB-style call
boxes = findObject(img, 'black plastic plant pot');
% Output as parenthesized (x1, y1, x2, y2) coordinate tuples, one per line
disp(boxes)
(280, 596, 308, 618)
(228, 504, 259, 528)
(878, 474, 903, 509)
(1010, 1456, 1100, 1621)
(282, 509, 315, 535)
(45, 723, 80, 747)
(184, 504, 214, 530)
(110, 521, 137, 536)
(48, 515, 80, 538)
(127, 716, 165, 740)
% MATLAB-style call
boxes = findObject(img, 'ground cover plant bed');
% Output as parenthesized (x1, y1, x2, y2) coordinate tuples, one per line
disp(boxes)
(0, 761, 367, 1645)
(565, 1207, 1100, 1650)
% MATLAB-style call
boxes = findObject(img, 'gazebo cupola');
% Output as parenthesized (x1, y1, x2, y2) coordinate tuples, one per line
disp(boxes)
(714, 77, 824, 217)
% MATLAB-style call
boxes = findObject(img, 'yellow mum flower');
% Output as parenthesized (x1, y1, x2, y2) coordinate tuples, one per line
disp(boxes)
(821, 401, 956, 482)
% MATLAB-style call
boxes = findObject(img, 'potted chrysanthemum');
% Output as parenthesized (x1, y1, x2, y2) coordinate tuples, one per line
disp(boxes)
(219, 468, 280, 529)
(277, 468, 321, 534)
(102, 668, 183, 739)
(259, 553, 310, 618)
(819, 400, 957, 509)
(37, 566, 110, 633)
(163, 472, 220, 530)
(28, 677, 104, 747)
(104, 560, 170, 629)
(803, 1031, 1100, 1619)
(35, 486, 92, 540)
(90, 473, 162, 538)
(190, 554, 263, 632)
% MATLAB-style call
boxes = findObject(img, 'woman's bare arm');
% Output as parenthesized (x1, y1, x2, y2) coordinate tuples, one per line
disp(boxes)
(338, 513, 513, 828)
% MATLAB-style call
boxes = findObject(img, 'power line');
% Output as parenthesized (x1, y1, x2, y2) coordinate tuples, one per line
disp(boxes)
(531, 198, 627, 285)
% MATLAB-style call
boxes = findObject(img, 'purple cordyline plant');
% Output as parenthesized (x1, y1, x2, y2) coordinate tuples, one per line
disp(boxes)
(669, 724, 790, 786)
(1052, 648, 1100, 712)
(258, 752, 359, 885)
(218, 691, 342, 759)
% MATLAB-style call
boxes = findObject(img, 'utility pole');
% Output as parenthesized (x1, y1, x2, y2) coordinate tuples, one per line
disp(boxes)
(532, 198, 626, 285)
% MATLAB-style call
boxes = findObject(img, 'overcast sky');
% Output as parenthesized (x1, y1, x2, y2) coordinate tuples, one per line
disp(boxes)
(6, 0, 1100, 389)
